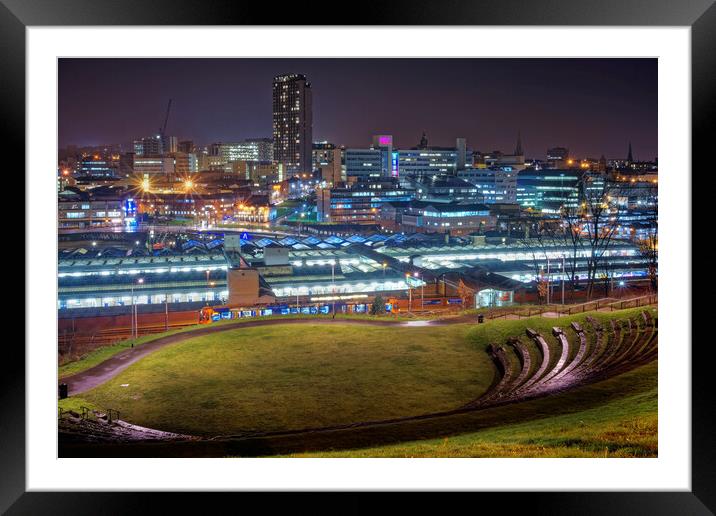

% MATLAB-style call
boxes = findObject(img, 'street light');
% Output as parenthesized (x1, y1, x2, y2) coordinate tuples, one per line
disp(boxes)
(205, 270, 211, 305)
(413, 272, 423, 310)
(130, 277, 144, 347)
(331, 260, 336, 316)
(561, 255, 566, 305)
(546, 256, 551, 305)
(406, 273, 412, 312)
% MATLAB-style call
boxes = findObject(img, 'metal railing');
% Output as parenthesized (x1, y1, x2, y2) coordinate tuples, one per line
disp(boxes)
(58, 321, 198, 350)
(483, 293, 657, 320)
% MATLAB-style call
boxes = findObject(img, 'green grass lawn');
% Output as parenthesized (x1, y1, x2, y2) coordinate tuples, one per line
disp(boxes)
(77, 323, 493, 436)
(58, 322, 233, 378)
(58, 312, 465, 378)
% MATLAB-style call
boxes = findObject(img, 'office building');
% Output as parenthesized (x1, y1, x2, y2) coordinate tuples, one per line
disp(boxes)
(456, 138, 467, 171)
(344, 149, 384, 181)
(317, 179, 414, 224)
(546, 147, 570, 168)
(397, 146, 460, 179)
(178, 140, 195, 154)
(197, 154, 228, 172)
(133, 136, 164, 157)
(162, 136, 178, 155)
(133, 156, 174, 176)
(58, 190, 125, 229)
(516, 169, 582, 213)
(213, 139, 274, 163)
(459, 166, 518, 203)
(171, 152, 198, 176)
(399, 202, 496, 235)
(407, 175, 480, 203)
(313, 143, 342, 185)
(77, 155, 119, 178)
(372, 135, 394, 178)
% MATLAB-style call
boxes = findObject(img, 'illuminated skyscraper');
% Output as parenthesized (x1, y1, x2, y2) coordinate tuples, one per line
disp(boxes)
(272, 73, 313, 175)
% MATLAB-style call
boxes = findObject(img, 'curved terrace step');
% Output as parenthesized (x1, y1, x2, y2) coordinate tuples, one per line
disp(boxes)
(542, 322, 590, 390)
(513, 328, 551, 394)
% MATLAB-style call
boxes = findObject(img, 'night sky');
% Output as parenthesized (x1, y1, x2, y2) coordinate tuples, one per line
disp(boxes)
(59, 58, 657, 160)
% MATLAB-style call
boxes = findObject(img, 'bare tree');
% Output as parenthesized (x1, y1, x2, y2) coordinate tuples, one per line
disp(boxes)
(512, 214, 571, 305)
(559, 202, 585, 300)
(638, 217, 658, 293)
(579, 173, 622, 299)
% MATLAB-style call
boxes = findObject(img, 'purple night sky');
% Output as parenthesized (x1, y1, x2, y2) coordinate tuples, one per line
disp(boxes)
(59, 58, 657, 160)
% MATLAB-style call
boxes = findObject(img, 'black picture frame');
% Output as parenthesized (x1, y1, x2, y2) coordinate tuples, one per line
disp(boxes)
(5, 0, 710, 513)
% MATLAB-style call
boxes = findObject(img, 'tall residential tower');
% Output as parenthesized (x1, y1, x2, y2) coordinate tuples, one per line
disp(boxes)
(272, 73, 313, 176)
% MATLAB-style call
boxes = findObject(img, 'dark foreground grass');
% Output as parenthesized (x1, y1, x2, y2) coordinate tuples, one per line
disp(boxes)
(78, 323, 493, 436)
(61, 360, 657, 458)
(284, 362, 657, 457)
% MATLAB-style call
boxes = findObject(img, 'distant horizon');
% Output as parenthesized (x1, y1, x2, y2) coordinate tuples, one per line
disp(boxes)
(59, 58, 658, 161)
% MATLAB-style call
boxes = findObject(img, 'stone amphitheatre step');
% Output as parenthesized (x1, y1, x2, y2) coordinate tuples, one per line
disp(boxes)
(507, 337, 533, 392)
(602, 318, 641, 370)
(514, 329, 551, 394)
(588, 319, 624, 373)
(572, 317, 607, 376)
(604, 316, 654, 372)
(616, 318, 657, 366)
(467, 344, 518, 407)
(546, 322, 590, 387)
(457, 312, 658, 413)
(535, 327, 572, 387)
(59, 412, 193, 443)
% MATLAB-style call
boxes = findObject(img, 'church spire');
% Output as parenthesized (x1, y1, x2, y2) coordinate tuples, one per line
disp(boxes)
(515, 131, 524, 156)
(627, 141, 633, 162)
(418, 132, 428, 149)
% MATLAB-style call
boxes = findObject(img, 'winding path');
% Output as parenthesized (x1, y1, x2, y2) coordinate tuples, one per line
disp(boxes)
(60, 316, 475, 395)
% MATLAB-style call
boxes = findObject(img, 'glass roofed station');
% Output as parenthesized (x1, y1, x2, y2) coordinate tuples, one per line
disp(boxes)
(58, 229, 651, 313)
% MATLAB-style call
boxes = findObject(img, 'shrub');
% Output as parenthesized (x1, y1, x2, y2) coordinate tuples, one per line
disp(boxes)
(371, 295, 387, 315)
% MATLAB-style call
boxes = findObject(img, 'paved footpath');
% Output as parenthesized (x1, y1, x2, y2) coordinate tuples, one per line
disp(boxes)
(61, 316, 477, 396)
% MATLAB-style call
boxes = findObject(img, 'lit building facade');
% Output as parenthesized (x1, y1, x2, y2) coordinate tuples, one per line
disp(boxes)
(317, 180, 414, 224)
(214, 139, 274, 163)
(133, 156, 174, 176)
(400, 202, 496, 235)
(397, 149, 459, 179)
(408, 175, 480, 203)
(345, 149, 384, 181)
(272, 74, 313, 175)
(516, 169, 583, 213)
(58, 195, 125, 229)
(133, 136, 164, 157)
(77, 156, 119, 178)
(171, 152, 198, 176)
(459, 166, 518, 203)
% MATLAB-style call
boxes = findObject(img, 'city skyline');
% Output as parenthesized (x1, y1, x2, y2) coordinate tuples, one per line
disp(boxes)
(59, 58, 657, 160)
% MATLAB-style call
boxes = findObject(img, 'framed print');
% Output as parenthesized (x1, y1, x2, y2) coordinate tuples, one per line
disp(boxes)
(4, 0, 713, 512)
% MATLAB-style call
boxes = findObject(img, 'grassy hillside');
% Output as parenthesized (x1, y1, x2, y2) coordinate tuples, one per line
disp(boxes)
(78, 323, 493, 436)
(61, 307, 657, 458)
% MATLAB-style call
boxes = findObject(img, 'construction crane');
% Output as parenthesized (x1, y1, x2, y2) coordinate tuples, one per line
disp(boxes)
(159, 98, 172, 140)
